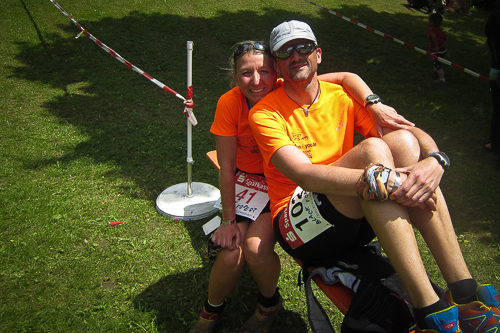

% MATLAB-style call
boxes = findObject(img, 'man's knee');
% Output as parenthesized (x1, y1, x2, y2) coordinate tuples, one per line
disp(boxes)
(357, 137, 394, 165)
(383, 130, 420, 166)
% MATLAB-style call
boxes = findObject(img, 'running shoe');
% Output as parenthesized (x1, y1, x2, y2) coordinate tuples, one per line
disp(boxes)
(239, 296, 282, 333)
(189, 307, 222, 333)
(416, 305, 461, 333)
(446, 284, 500, 333)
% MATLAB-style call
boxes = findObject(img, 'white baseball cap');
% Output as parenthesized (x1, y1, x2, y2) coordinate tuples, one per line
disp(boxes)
(270, 20, 318, 52)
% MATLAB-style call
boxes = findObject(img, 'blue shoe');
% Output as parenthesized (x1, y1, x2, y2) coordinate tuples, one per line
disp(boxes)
(417, 306, 461, 333)
(476, 285, 499, 307)
(447, 285, 500, 333)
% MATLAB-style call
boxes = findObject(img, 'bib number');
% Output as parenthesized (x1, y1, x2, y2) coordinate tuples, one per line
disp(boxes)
(214, 171, 269, 221)
(279, 187, 333, 249)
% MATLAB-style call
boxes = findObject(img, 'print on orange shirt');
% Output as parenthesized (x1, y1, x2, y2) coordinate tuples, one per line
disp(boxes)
(292, 132, 317, 159)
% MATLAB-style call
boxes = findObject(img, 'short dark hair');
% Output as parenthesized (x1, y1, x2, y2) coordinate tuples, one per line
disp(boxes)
(429, 13, 443, 27)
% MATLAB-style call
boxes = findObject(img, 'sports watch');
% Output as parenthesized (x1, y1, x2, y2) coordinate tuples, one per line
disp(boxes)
(427, 152, 450, 171)
(363, 94, 382, 108)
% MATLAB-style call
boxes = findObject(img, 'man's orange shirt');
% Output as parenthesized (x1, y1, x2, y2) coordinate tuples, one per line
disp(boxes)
(249, 80, 375, 219)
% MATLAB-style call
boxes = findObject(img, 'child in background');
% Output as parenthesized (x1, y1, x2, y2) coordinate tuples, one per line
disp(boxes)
(428, 13, 447, 84)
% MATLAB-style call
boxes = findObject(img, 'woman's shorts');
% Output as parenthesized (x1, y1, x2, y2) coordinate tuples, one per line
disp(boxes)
(273, 187, 375, 264)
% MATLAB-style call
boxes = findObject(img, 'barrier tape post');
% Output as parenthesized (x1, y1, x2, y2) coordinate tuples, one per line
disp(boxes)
(187, 41, 194, 197)
(155, 40, 220, 221)
(303, 0, 489, 82)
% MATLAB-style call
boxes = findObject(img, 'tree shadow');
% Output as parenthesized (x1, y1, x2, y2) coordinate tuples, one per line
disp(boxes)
(133, 265, 309, 332)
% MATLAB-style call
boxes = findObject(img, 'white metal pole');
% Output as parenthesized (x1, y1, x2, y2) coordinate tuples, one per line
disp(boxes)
(155, 41, 219, 220)
(186, 41, 193, 197)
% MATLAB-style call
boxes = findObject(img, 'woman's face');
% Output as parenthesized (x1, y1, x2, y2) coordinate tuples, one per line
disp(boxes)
(233, 52, 277, 108)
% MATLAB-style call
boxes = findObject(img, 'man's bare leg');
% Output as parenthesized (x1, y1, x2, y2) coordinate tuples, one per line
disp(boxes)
(382, 129, 472, 284)
(327, 136, 441, 308)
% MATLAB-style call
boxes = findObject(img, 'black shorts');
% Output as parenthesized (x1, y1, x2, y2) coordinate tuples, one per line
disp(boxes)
(273, 188, 375, 264)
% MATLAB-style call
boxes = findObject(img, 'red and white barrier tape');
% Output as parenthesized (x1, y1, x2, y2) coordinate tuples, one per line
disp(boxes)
(303, 0, 489, 82)
(49, 0, 198, 125)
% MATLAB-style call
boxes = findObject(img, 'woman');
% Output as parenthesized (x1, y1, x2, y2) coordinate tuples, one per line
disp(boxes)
(190, 41, 414, 333)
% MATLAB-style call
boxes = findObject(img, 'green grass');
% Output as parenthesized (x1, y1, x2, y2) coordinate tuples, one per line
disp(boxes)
(1, 0, 499, 332)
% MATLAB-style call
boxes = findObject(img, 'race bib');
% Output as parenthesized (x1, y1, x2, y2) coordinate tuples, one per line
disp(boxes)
(214, 171, 269, 221)
(279, 187, 333, 249)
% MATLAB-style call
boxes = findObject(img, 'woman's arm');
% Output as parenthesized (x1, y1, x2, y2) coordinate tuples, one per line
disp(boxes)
(317, 72, 415, 136)
(211, 135, 241, 250)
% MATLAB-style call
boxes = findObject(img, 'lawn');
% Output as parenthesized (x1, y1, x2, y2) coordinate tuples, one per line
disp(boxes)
(1, 0, 499, 332)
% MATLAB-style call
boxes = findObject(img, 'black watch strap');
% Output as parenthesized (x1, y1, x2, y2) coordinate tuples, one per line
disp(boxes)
(427, 152, 450, 171)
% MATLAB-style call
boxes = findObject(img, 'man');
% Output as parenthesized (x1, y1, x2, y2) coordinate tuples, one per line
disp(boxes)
(248, 20, 500, 333)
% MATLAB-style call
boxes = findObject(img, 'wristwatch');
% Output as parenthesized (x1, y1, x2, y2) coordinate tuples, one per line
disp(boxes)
(363, 94, 382, 108)
(427, 152, 450, 171)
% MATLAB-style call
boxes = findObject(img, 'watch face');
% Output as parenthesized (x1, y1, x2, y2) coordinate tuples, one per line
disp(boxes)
(364, 94, 381, 107)
(429, 152, 450, 170)
(439, 152, 450, 167)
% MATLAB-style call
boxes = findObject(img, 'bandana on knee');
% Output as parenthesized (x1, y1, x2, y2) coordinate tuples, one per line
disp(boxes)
(357, 163, 400, 201)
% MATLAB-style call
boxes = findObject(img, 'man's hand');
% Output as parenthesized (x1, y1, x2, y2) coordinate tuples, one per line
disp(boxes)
(367, 103, 415, 137)
(211, 223, 241, 251)
(390, 157, 444, 210)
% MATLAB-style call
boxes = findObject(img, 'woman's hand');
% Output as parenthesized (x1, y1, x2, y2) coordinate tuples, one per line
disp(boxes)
(211, 223, 241, 251)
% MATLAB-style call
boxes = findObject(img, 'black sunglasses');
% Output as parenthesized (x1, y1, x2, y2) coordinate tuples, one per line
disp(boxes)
(233, 42, 270, 60)
(274, 43, 317, 59)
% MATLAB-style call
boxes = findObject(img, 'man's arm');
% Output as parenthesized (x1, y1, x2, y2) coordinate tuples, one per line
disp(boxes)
(272, 127, 445, 210)
(317, 72, 415, 136)
(271, 145, 361, 197)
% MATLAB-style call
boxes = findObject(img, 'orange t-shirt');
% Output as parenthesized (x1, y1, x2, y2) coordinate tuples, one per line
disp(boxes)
(249, 80, 376, 218)
(210, 80, 284, 174)
(210, 86, 263, 174)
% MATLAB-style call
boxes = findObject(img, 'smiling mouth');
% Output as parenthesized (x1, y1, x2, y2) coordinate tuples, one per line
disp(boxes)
(290, 62, 307, 70)
(250, 88, 265, 93)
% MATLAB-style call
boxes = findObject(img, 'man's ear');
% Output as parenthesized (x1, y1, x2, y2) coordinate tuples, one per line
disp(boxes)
(316, 47, 322, 65)
(273, 60, 280, 74)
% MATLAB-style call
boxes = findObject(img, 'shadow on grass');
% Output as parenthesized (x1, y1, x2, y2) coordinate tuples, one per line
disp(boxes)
(132, 266, 309, 333)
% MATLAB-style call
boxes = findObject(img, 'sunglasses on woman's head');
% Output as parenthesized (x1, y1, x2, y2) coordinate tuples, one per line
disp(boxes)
(233, 42, 269, 60)
(274, 43, 317, 59)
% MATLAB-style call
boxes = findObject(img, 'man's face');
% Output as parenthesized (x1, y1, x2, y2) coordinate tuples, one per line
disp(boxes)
(274, 38, 322, 83)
